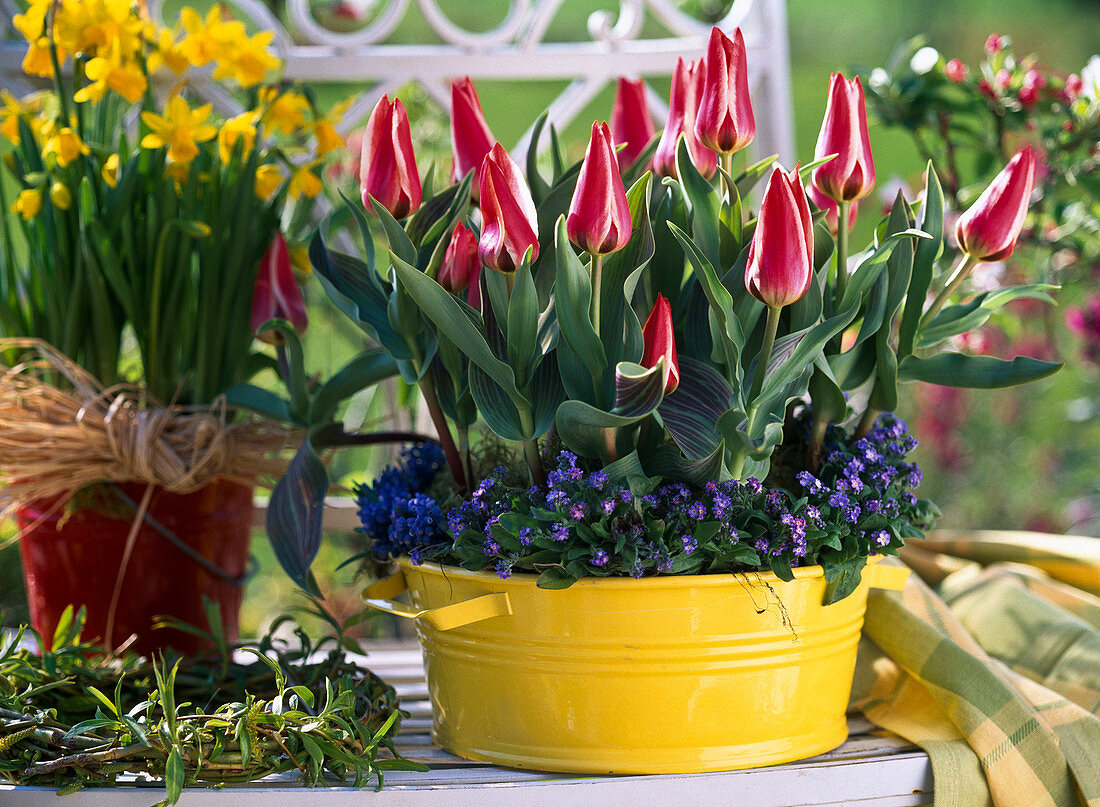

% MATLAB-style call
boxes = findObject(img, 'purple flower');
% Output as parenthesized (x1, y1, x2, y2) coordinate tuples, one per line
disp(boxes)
(828, 492, 850, 508)
(601, 498, 617, 515)
(569, 502, 586, 520)
(797, 471, 824, 494)
(688, 501, 707, 520)
(681, 534, 698, 554)
(591, 549, 610, 567)
(843, 504, 861, 524)
(551, 523, 570, 542)
(495, 560, 513, 579)
(519, 527, 533, 546)
(712, 492, 733, 519)
(409, 548, 423, 565)
(588, 470, 609, 489)
(745, 477, 763, 495)
(872, 530, 891, 547)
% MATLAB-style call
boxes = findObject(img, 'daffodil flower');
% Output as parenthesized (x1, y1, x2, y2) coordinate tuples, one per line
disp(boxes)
(11, 187, 43, 219)
(102, 153, 120, 188)
(75, 43, 148, 104)
(259, 87, 311, 135)
(254, 163, 284, 200)
(218, 111, 259, 164)
(140, 96, 217, 165)
(313, 98, 352, 156)
(288, 161, 323, 200)
(212, 30, 281, 88)
(43, 127, 90, 168)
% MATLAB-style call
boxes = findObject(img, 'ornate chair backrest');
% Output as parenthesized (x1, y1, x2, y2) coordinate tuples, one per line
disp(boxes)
(1, 0, 795, 164)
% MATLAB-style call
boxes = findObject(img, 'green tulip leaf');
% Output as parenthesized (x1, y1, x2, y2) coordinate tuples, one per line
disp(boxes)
(470, 364, 526, 441)
(553, 216, 607, 390)
(266, 438, 328, 591)
(647, 441, 728, 486)
(525, 111, 553, 205)
(391, 253, 525, 405)
(917, 284, 1058, 348)
(668, 221, 743, 381)
(898, 163, 944, 359)
(734, 154, 779, 197)
(676, 138, 721, 267)
(368, 197, 417, 266)
(838, 227, 930, 313)
(507, 262, 540, 385)
(555, 399, 647, 461)
(754, 302, 859, 406)
(658, 356, 735, 460)
(308, 348, 400, 425)
(223, 384, 293, 424)
(600, 173, 654, 373)
(612, 360, 667, 418)
(898, 353, 1063, 388)
(808, 356, 848, 423)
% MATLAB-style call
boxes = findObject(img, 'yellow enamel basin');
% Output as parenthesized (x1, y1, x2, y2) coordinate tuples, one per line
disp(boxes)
(363, 558, 907, 774)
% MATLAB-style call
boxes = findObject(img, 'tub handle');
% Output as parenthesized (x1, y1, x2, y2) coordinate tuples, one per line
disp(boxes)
(361, 572, 512, 630)
(867, 562, 910, 591)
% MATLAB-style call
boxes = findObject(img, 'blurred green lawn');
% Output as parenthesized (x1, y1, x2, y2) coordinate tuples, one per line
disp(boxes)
(4, 0, 1099, 636)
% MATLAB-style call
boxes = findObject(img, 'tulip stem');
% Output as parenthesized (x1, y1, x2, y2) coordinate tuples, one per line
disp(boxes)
(834, 201, 851, 309)
(417, 373, 469, 494)
(517, 404, 546, 489)
(590, 253, 604, 340)
(921, 254, 976, 330)
(720, 152, 735, 204)
(748, 305, 782, 403)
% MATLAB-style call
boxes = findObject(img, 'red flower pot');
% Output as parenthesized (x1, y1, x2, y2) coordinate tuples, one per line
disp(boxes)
(16, 479, 253, 657)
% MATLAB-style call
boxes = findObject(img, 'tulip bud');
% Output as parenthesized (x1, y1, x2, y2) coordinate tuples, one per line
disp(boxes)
(438, 222, 480, 294)
(694, 26, 756, 155)
(653, 57, 718, 180)
(746, 166, 814, 309)
(252, 232, 308, 343)
(478, 143, 540, 273)
(811, 74, 876, 203)
(641, 294, 679, 395)
(360, 94, 422, 219)
(450, 77, 495, 186)
(610, 77, 656, 169)
(955, 145, 1035, 263)
(566, 121, 633, 256)
(807, 182, 858, 236)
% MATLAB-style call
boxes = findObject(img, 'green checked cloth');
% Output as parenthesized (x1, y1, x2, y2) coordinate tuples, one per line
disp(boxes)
(851, 532, 1100, 807)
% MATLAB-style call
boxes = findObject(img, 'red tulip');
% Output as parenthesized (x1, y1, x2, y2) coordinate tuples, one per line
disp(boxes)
(251, 232, 308, 343)
(566, 122, 632, 256)
(450, 77, 495, 186)
(360, 94, 422, 219)
(478, 143, 539, 273)
(811, 74, 876, 203)
(694, 26, 756, 155)
(610, 77, 656, 169)
(745, 166, 814, 309)
(438, 222, 480, 294)
(653, 57, 718, 180)
(955, 146, 1035, 263)
(641, 294, 679, 395)
(807, 182, 858, 236)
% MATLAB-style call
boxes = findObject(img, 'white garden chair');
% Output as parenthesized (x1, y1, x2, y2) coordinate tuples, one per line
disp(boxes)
(1, 0, 795, 165)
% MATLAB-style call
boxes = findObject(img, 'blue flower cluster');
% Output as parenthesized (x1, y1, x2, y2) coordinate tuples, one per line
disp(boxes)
(354, 443, 447, 560)
(356, 414, 937, 592)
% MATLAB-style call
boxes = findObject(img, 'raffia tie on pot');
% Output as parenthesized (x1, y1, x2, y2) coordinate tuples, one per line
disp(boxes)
(0, 338, 295, 514)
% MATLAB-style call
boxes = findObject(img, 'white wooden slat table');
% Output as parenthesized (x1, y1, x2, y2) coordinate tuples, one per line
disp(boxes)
(2, 640, 933, 806)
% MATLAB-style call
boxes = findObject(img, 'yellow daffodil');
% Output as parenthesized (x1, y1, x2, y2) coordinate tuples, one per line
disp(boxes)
(146, 28, 190, 75)
(61, 0, 145, 60)
(1, 91, 24, 145)
(312, 98, 352, 156)
(259, 87, 310, 136)
(43, 127, 91, 168)
(11, 187, 43, 219)
(254, 162, 284, 200)
(212, 30, 280, 88)
(288, 161, 323, 200)
(75, 43, 148, 104)
(49, 181, 72, 210)
(102, 153, 120, 188)
(180, 6, 256, 71)
(12, 4, 57, 77)
(165, 161, 192, 184)
(140, 96, 217, 164)
(218, 111, 258, 164)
